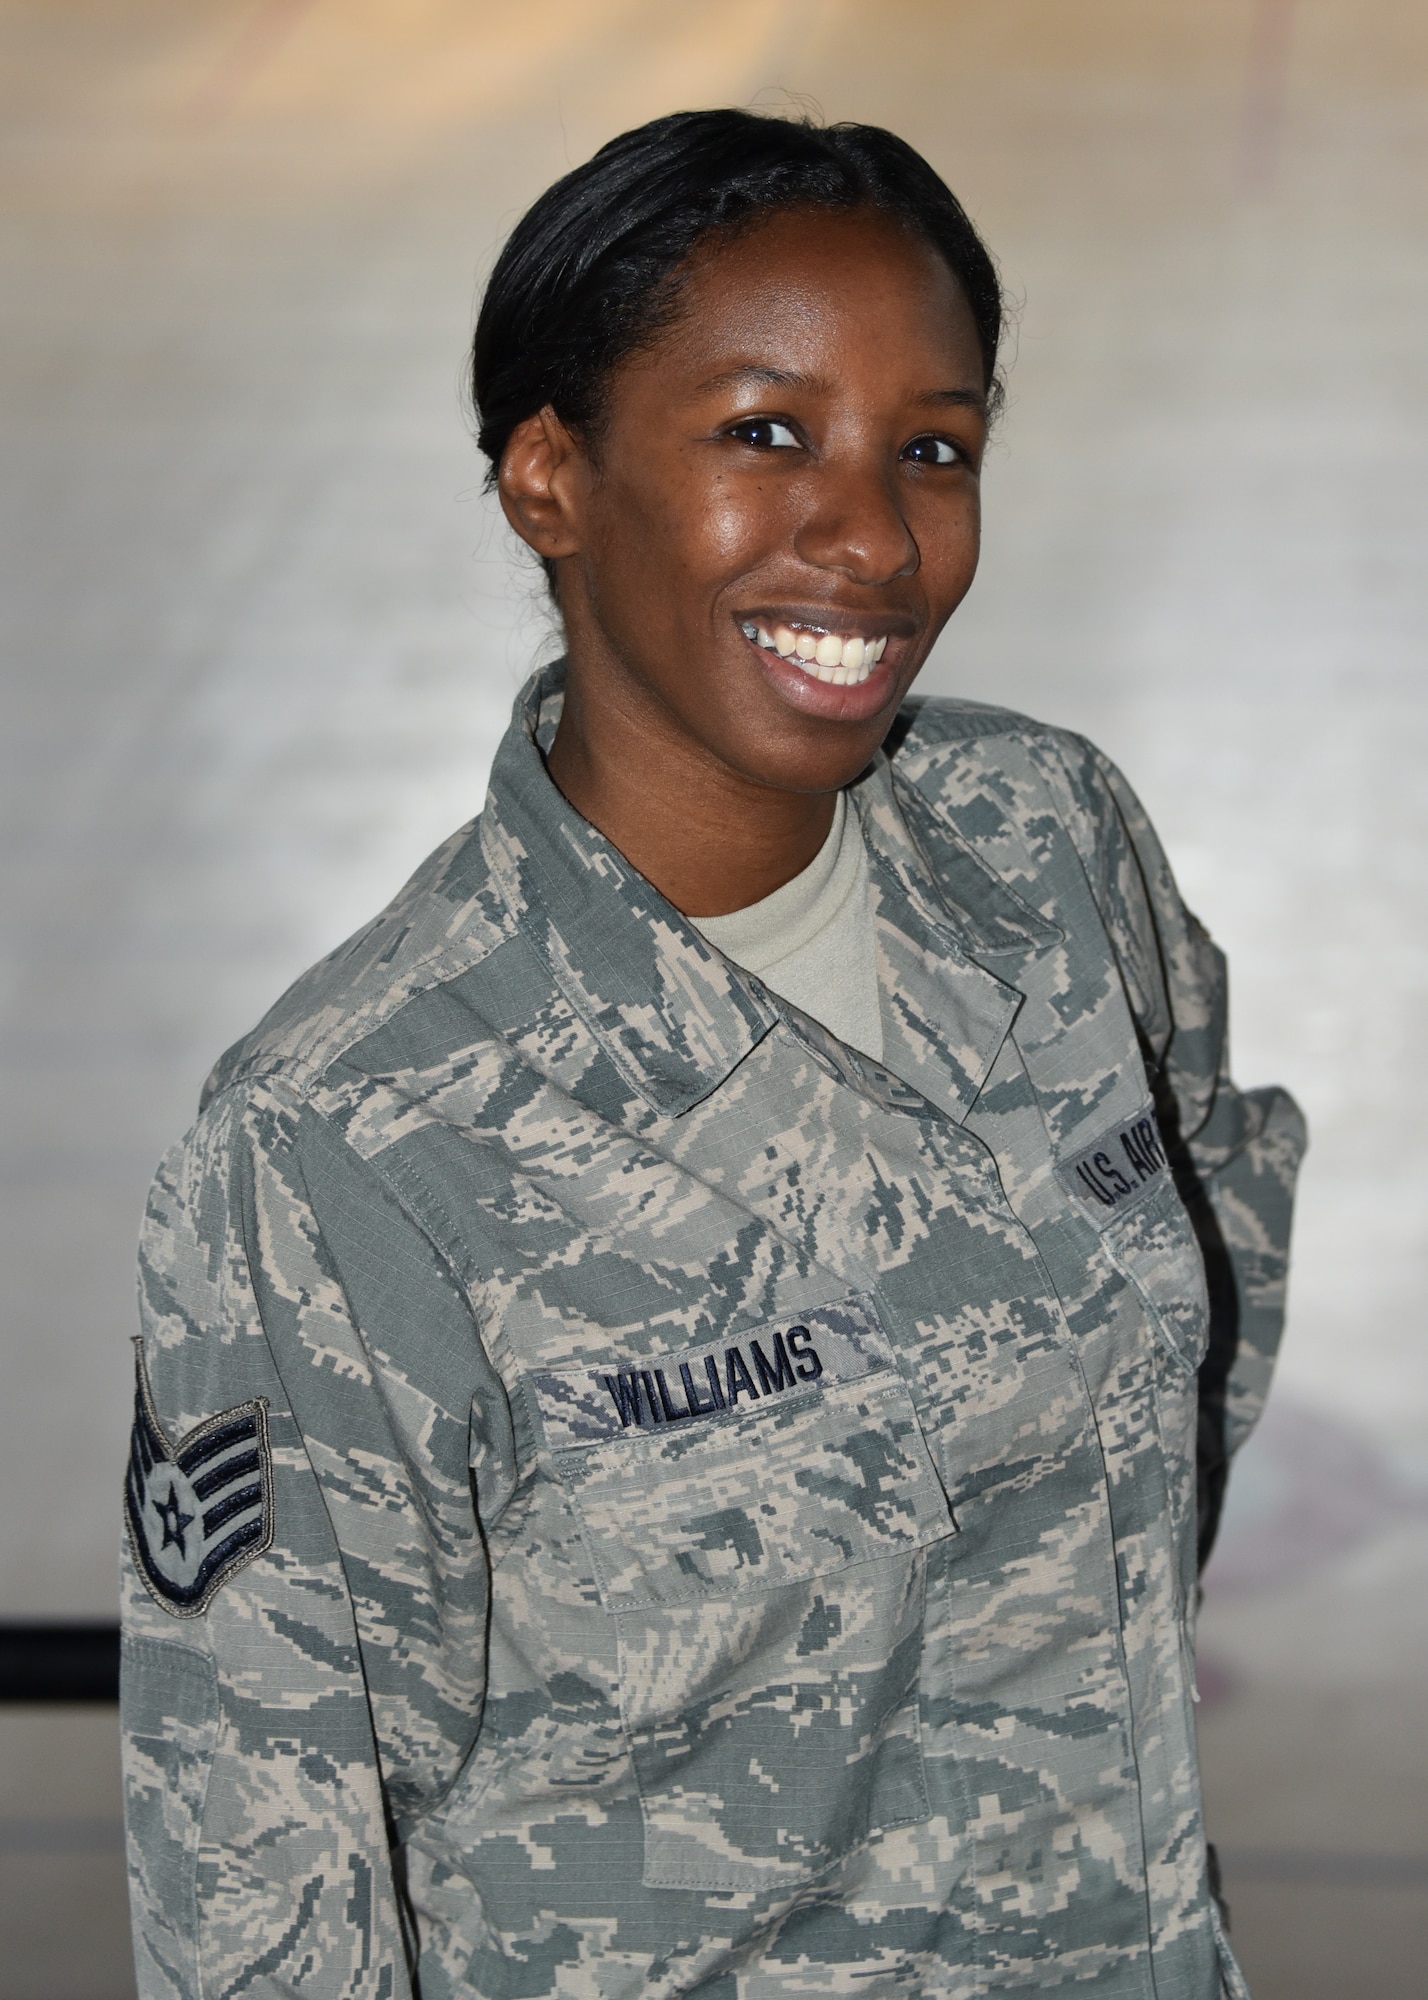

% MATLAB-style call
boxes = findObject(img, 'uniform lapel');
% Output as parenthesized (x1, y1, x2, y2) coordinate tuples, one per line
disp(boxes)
(854, 757, 1058, 1125)
(480, 666, 777, 1118)
(872, 751, 1151, 1158)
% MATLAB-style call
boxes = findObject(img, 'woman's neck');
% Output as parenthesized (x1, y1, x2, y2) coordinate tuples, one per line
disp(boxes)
(544, 667, 839, 920)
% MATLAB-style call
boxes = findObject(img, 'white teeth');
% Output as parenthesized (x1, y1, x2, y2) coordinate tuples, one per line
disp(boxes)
(745, 621, 889, 685)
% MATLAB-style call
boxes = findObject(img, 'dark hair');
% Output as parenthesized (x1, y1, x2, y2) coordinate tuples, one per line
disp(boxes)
(472, 108, 1004, 486)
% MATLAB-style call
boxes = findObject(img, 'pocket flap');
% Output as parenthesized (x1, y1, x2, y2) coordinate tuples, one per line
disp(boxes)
(530, 1296, 955, 1611)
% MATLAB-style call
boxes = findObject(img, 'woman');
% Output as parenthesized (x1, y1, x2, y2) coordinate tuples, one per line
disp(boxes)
(121, 110, 1304, 2000)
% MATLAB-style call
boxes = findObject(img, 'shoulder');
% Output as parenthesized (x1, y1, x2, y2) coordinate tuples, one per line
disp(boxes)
(886, 694, 1125, 852)
(199, 812, 524, 1113)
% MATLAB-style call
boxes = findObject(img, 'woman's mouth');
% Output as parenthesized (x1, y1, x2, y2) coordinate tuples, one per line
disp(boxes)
(739, 620, 888, 687)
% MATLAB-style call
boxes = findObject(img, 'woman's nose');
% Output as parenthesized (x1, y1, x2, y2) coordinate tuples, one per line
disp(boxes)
(792, 456, 919, 585)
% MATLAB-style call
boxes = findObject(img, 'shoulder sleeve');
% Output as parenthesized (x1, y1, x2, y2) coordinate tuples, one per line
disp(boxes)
(122, 1075, 503, 1998)
(1037, 732, 1308, 1567)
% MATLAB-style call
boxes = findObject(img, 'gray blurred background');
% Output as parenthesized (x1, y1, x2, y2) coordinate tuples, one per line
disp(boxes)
(1, 2, 1425, 1994)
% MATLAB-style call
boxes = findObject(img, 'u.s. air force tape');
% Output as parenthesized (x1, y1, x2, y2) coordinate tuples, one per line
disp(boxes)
(124, 1341, 274, 1618)
(1057, 1104, 1168, 1214)
(530, 1295, 892, 1451)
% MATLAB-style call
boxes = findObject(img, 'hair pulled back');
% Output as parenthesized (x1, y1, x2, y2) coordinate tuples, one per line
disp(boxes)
(472, 108, 1003, 482)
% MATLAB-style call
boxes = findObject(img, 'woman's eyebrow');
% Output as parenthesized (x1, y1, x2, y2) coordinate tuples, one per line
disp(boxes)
(915, 386, 987, 409)
(696, 364, 821, 394)
(694, 366, 985, 409)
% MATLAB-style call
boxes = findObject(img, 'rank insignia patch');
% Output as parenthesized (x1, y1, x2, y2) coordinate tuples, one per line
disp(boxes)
(124, 1341, 273, 1618)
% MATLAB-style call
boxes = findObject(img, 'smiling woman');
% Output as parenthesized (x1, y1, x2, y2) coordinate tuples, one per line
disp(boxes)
(503, 206, 987, 920)
(120, 110, 1306, 2000)
(477, 114, 1000, 923)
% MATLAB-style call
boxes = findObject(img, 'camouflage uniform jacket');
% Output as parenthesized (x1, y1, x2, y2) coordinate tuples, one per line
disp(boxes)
(121, 663, 1305, 2000)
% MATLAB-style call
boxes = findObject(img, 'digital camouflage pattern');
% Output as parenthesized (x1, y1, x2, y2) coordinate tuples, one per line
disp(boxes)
(121, 663, 1305, 2000)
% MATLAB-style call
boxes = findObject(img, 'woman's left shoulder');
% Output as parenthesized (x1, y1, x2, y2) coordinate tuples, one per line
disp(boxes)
(886, 694, 1123, 835)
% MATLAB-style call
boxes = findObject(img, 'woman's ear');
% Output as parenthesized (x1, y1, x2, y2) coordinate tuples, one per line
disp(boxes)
(497, 406, 587, 560)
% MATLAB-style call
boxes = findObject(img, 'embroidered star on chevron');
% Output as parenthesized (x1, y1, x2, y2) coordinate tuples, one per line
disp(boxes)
(123, 1341, 274, 1618)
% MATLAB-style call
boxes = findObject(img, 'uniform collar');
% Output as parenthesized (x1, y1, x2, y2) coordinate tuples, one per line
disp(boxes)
(851, 757, 1062, 1122)
(480, 664, 777, 1117)
(480, 663, 1059, 1123)
(855, 753, 1063, 962)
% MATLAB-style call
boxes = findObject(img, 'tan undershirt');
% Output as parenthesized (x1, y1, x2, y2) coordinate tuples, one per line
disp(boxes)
(690, 790, 884, 1063)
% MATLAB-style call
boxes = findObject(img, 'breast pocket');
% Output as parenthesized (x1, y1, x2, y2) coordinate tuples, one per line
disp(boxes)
(1060, 1109, 1210, 1569)
(529, 1295, 955, 1892)
(1103, 1177, 1210, 1378)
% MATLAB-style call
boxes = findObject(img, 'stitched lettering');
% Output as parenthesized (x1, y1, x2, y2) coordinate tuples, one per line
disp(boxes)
(786, 1326, 823, 1381)
(725, 1347, 759, 1404)
(750, 1332, 797, 1396)
(680, 1360, 719, 1416)
(601, 1340, 814, 1431)
(1076, 1160, 1117, 1207)
(703, 1354, 726, 1408)
(1062, 1108, 1169, 1213)
(653, 1369, 688, 1422)
(602, 1372, 647, 1429)
(534, 1294, 892, 1448)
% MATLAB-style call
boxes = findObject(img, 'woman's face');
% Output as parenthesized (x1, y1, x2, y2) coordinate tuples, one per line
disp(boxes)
(507, 204, 990, 797)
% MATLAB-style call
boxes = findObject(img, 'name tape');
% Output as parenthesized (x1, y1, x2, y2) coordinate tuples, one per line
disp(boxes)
(531, 1295, 890, 1451)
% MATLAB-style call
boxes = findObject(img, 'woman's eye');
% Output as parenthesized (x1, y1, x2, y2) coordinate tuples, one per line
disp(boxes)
(902, 434, 961, 466)
(726, 417, 800, 450)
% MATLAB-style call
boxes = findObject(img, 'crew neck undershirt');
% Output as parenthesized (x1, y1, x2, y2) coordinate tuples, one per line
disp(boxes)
(690, 790, 884, 1063)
